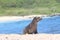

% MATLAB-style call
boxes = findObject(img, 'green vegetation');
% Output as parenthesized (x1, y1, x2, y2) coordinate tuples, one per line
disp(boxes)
(0, 0, 60, 16)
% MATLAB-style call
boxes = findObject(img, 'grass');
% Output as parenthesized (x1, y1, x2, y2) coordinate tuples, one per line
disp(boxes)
(0, 0, 60, 16)
(0, 7, 56, 16)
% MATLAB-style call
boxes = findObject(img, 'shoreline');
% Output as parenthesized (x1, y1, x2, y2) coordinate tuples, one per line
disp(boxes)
(0, 34, 60, 40)
(0, 15, 60, 40)
(0, 15, 47, 22)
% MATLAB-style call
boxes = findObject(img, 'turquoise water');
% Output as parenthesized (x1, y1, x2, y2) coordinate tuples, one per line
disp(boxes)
(0, 16, 60, 34)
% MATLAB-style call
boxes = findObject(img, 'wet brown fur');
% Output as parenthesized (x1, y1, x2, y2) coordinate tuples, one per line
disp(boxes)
(23, 17, 42, 34)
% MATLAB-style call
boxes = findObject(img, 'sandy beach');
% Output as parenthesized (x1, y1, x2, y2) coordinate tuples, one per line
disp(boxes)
(0, 34, 60, 40)
(0, 15, 60, 40)
(0, 15, 47, 22)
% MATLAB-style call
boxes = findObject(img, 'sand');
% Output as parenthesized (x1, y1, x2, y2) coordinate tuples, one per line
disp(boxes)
(0, 15, 60, 40)
(0, 34, 60, 40)
(0, 15, 47, 22)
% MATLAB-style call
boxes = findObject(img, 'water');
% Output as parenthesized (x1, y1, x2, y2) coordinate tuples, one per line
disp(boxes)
(38, 16, 60, 34)
(0, 16, 60, 34)
(0, 20, 32, 34)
